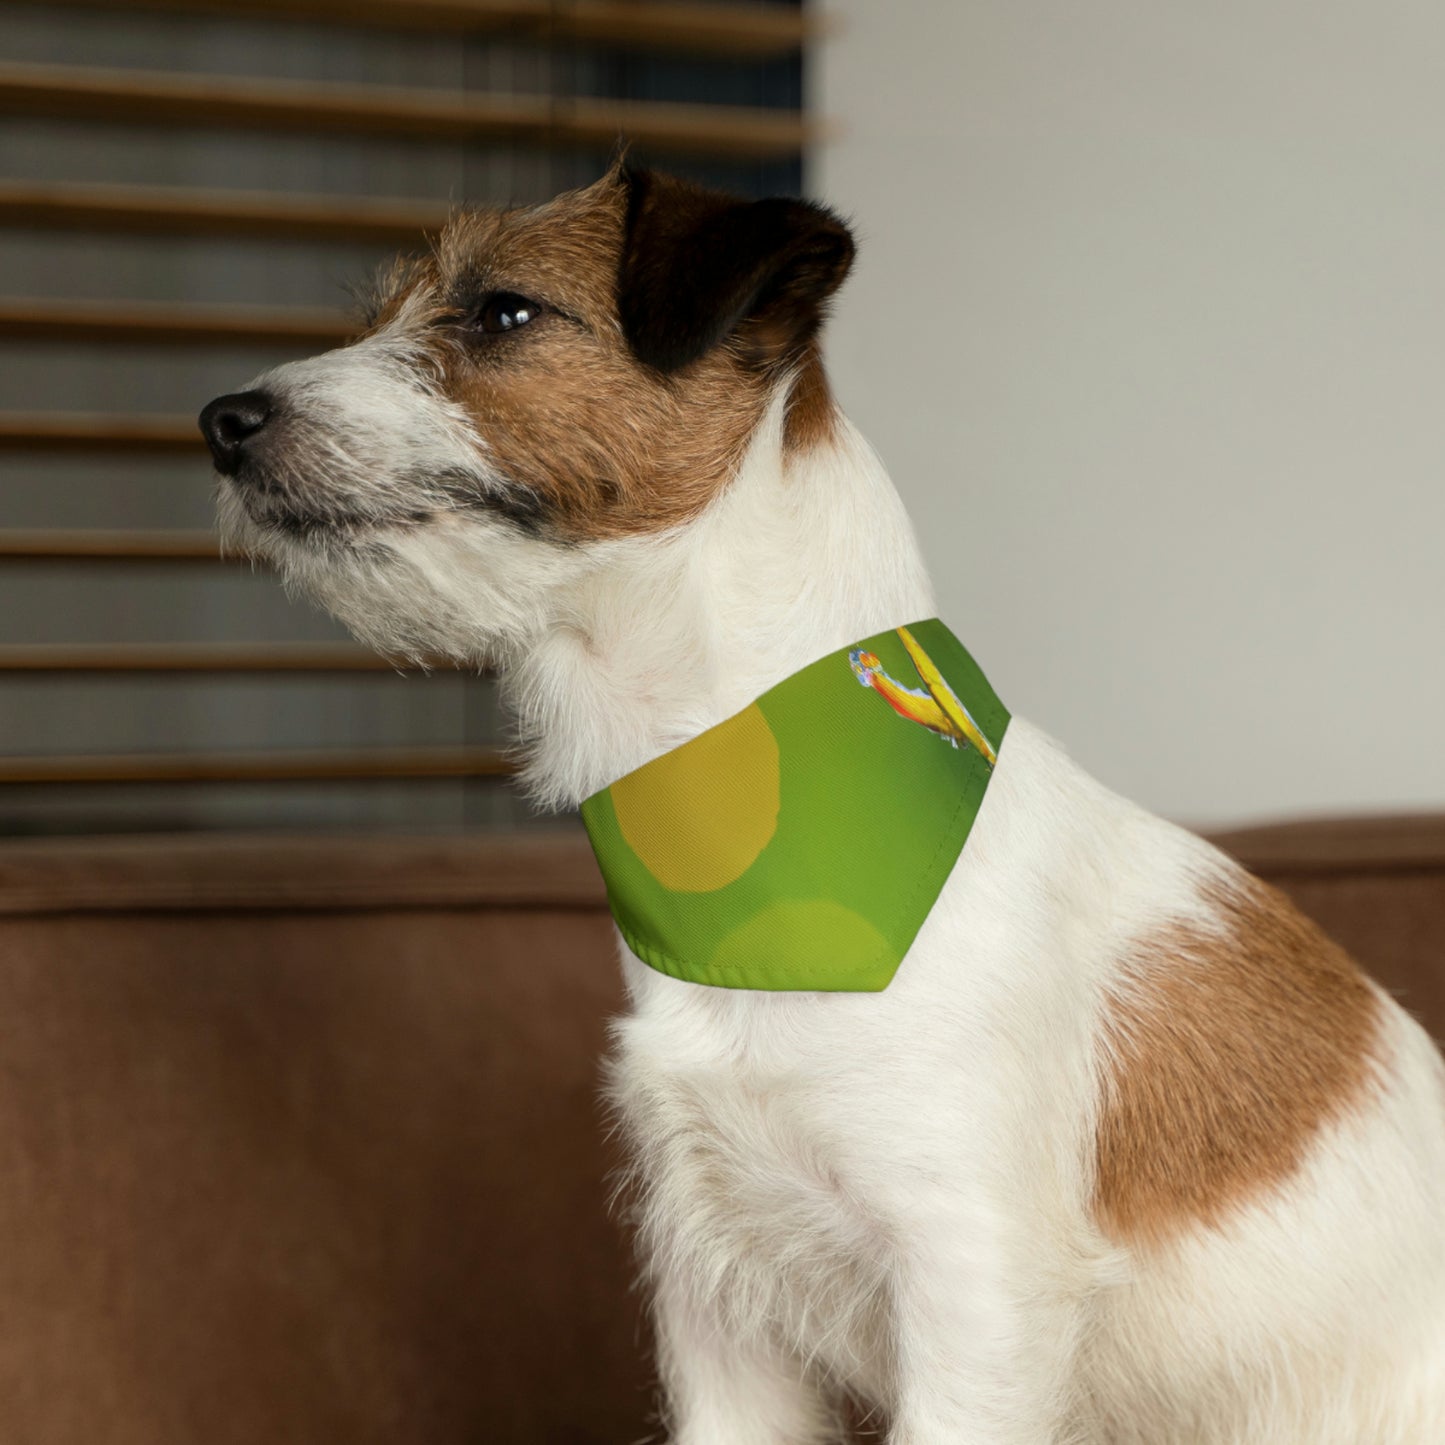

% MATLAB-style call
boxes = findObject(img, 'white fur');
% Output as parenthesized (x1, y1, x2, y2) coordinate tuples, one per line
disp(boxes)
(220, 349, 1445, 1443)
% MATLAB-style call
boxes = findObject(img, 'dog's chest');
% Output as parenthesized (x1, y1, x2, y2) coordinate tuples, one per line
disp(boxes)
(611, 1002, 893, 1388)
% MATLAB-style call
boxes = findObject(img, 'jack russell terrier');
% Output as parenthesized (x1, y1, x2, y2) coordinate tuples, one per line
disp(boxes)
(200, 164, 1445, 1444)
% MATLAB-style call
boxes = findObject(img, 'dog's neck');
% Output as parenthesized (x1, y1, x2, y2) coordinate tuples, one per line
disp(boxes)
(507, 390, 937, 810)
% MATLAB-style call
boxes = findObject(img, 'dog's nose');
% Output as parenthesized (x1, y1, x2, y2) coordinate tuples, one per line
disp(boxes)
(199, 390, 273, 475)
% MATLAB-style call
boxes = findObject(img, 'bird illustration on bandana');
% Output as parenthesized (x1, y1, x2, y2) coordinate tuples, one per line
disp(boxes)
(850, 627, 999, 765)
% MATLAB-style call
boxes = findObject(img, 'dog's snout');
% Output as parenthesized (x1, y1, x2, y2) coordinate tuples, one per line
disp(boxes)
(199, 390, 273, 475)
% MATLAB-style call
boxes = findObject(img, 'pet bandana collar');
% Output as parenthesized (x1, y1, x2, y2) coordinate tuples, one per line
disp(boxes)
(579, 619, 1009, 992)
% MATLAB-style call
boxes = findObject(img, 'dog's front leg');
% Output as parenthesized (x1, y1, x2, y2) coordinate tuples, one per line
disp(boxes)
(884, 1211, 1087, 1445)
(654, 1274, 841, 1445)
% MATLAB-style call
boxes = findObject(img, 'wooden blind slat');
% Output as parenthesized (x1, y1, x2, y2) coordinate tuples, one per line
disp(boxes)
(0, 643, 421, 672)
(21, 0, 815, 58)
(0, 181, 449, 245)
(0, 746, 513, 784)
(563, 0, 815, 57)
(0, 412, 201, 452)
(0, 530, 227, 561)
(0, 62, 817, 161)
(0, 298, 353, 348)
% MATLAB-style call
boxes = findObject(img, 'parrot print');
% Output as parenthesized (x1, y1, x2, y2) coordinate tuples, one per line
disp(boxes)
(850, 626, 999, 765)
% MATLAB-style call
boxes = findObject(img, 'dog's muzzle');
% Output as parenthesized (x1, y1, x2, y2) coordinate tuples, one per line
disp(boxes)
(199, 390, 274, 476)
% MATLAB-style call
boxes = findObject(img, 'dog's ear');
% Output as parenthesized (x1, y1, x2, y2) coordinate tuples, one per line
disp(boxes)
(618, 167, 855, 375)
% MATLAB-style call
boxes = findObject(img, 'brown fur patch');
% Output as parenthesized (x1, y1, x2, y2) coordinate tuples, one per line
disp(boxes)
(363, 171, 845, 541)
(395, 178, 766, 540)
(1094, 872, 1382, 1247)
(782, 341, 839, 453)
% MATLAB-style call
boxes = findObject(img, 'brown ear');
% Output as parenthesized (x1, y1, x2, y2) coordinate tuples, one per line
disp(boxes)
(617, 167, 855, 375)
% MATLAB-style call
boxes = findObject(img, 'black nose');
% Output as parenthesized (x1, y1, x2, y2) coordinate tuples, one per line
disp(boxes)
(199, 390, 272, 475)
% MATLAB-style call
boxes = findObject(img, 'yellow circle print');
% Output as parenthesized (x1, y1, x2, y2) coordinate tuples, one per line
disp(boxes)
(610, 703, 780, 892)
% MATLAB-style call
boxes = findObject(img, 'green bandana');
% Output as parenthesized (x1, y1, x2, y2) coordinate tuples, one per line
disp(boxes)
(579, 619, 1009, 992)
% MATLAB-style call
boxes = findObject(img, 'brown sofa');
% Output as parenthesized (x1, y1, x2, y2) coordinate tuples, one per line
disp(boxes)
(0, 819, 1439, 1443)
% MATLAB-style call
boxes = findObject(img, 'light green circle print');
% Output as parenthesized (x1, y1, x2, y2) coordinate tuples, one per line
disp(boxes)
(707, 898, 897, 992)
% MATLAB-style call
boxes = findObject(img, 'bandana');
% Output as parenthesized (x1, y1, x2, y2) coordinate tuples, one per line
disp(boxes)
(579, 619, 1009, 992)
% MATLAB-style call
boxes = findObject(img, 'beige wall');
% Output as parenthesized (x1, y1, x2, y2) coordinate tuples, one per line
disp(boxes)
(813, 1, 1445, 826)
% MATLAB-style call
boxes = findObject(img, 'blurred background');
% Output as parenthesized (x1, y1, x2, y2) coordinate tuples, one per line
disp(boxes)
(0, 0, 803, 837)
(1, 4, 1443, 1442)
(2, 1, 1442, 840)
(820, 1, 1445, 828)
(2, 2, 1445, 838)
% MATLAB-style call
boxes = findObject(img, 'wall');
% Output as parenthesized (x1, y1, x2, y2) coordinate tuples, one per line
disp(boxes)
(813, 0, 1445, 827)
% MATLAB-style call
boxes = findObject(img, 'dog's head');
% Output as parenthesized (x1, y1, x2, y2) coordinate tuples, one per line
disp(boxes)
(199, 166, 854, 663)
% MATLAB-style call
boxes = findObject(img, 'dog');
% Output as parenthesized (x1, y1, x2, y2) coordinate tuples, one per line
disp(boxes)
(200, 164, 1445, 1443)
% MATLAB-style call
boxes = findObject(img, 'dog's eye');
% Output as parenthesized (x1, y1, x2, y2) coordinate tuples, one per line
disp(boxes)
(474, 292, 542, 335)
